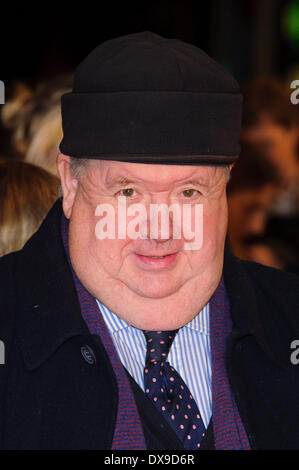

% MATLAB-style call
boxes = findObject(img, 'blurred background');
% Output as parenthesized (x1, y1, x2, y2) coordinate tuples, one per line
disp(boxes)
(0, 0, 299, 273)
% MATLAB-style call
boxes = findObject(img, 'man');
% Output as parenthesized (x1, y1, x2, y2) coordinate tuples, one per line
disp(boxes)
(0, 32, 299, 450)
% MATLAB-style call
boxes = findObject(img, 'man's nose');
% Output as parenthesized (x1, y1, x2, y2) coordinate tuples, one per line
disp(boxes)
(141, 197, 179, 242)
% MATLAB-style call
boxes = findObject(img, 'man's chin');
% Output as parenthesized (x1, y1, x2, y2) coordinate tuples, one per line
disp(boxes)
(127, 280, 183, 300)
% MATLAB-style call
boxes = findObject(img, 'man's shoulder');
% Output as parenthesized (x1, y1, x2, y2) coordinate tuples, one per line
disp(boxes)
(240, 258, 299, 303)
(0, 200, 64, 328)
(0, 250, 20, 339)
(224, 245, 299, 302)
(240, 258, 299, 338)
(224, 248, 299, 338)
(0, 250, 18, 294)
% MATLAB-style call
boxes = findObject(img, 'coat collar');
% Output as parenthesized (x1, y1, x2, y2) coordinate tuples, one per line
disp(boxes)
(223, 244, 297, 368)
(16, 198, 289, 370)
(16, 198, 89, 370)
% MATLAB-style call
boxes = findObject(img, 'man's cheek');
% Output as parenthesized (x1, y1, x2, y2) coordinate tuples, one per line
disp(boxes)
(93, 239, 127, 267)
(202, 210, 216, 242)
(203, 207, 226, 251)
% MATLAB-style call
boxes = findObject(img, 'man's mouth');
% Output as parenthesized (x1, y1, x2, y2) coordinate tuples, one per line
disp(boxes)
(134, 252, 179, 268)
(138, 252, 175, 258)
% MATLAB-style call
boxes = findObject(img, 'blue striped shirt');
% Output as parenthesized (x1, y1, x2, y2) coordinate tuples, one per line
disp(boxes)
(96, 300, 212, 428)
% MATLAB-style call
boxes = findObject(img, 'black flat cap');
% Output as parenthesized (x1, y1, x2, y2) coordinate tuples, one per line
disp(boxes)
(59, 31, 242, 165)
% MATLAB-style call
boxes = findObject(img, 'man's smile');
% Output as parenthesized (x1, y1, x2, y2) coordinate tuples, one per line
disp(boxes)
(134, 252, 179, 269)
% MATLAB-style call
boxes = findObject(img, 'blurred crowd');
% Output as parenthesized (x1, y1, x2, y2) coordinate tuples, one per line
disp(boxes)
(0, 73, 298, 273)
(0, 74, 72, 257)
(228, 77, 299, 274)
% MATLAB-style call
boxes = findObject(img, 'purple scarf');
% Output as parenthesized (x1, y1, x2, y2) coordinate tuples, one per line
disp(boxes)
(210, 277, 250, 449)
(61, 213, 250, 450)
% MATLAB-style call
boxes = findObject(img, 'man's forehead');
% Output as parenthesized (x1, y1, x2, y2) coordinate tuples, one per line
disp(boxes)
(87, 159, 222, 186)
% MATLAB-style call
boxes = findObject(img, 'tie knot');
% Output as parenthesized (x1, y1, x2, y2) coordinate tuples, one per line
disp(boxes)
(143, 329, 178, 363)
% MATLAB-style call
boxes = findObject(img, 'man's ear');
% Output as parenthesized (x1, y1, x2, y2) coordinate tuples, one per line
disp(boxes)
(56, 153, 78, 219)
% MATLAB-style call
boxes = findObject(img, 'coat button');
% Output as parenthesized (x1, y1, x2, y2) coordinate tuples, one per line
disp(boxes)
(80, 345, 96, 364)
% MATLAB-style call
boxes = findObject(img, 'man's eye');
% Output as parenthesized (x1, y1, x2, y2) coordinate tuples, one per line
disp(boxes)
(182, 189, 198, 198)
(119, 188, 136, 197)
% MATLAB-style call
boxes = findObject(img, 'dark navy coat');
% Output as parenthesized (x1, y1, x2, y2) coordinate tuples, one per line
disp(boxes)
(0, 200, 298, 449)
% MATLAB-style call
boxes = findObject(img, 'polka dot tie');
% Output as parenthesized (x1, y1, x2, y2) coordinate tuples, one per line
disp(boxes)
(143, 329, 206, 450)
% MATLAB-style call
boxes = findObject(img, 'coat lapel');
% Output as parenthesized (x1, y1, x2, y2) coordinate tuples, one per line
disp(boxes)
(16, 198, 88, 369)
(223, 246, 299, 449)
(13, 199, 118, 449)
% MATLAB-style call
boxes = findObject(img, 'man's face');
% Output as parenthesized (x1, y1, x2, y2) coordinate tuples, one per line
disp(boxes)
(58, 155, 229, 330)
